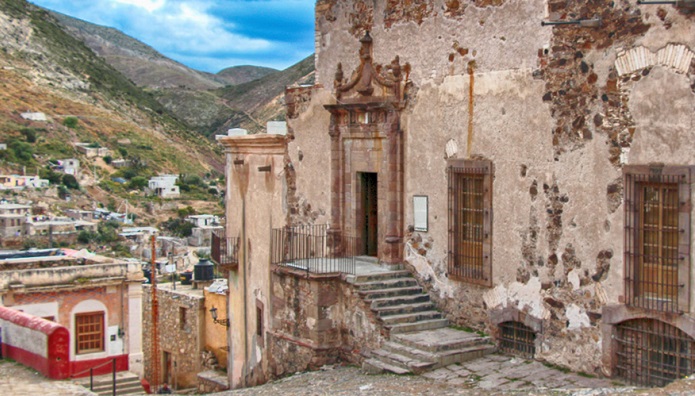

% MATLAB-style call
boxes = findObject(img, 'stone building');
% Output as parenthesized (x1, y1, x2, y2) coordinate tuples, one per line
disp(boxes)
(0, 203, 30, 237)
(0, 248, 144, 376)
(141, 279, 229, 392)
(217, 0, 695, 389)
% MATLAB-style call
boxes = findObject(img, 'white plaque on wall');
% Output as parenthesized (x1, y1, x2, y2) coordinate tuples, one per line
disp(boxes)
(413, 195, 428, 232)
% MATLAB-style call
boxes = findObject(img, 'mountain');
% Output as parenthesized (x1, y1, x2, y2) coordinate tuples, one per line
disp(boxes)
(48, 10, 315, 137)
(0, 0, 222, 192)
(217, 65, 278, 86)
(49, 10, 226, 90)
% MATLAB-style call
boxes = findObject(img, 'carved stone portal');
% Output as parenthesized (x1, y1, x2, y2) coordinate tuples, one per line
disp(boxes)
(325, 32, 410, 266)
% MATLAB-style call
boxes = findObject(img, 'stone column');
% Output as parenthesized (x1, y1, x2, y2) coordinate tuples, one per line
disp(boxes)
(327, 111, 344, 255)
(383, 108, 403, 265)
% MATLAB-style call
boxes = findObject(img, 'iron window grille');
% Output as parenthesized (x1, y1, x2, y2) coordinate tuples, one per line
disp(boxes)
(498, 321, 536, 359)
(615, 319, 695, 387)
(447, 159, 493, 286)
(75, 311, 104, 354)
(624, 165, 692, 313)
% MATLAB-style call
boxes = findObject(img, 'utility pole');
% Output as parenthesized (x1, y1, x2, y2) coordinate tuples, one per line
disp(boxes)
(150, 235, 160, 392)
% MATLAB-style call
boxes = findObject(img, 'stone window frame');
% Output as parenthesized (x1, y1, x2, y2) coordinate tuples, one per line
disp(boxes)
(75, 311, 105, 355)
(179, 306, 187, 331)
(447, 159, 493, 287)
(623, 164, 693, 314)
(256, 299, 264, 347)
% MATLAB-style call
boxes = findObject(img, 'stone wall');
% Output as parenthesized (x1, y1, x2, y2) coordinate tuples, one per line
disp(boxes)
(142, 285, 205, 389)
(268, 268, 382, 378)
(288, 0, 695, 375)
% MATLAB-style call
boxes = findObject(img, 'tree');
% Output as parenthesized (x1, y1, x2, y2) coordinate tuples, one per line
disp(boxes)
(128, 176, 148, 190)
(9, 140, 34, 162)
(20, 128, 37, 143)
(103, 155, 113, 164)
(62, 174, 79, 189)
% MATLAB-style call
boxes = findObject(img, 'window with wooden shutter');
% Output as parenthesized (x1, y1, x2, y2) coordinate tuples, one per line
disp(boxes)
(447, 159, 493, 286)
(75, 311, 105, 354)
(624, 165, 692, 313)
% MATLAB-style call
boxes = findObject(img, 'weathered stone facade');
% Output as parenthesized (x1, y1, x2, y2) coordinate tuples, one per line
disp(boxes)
(268, 269, 382, 378)
(285, 0, 695, 380)
(142, 284, 205, 389)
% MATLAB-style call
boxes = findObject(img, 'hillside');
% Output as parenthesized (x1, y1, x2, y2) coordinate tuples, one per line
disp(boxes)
(0, 0, 224, 223)
(217, 65, 278, 86)
(49, 10, 227, 90)
(47, 9, 316, 136)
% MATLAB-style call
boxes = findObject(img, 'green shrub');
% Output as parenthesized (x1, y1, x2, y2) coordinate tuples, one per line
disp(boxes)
(103, 155, 112, 164)
(63, 116, 79, 129)
(20, 128, 37, 143)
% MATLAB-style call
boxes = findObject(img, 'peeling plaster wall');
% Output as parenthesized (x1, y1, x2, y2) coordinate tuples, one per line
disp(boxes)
(287, 0, 695, 375)
(268, 271, 383, 378)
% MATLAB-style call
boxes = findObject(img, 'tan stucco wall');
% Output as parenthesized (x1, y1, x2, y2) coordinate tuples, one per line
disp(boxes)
(203, 289, 228, 370)
(220, 135, 287, 388)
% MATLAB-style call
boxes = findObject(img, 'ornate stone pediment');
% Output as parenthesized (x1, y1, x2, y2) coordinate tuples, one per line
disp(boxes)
(333, 31, 410, 103)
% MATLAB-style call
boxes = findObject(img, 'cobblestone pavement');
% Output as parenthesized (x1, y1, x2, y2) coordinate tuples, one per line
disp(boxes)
(0, 360, 95, 396)
(4, 354, 695, 395)
(218, 354, 695, 396)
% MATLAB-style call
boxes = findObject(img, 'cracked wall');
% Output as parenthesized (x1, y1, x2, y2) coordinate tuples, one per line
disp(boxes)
(288, 0, 695, 375)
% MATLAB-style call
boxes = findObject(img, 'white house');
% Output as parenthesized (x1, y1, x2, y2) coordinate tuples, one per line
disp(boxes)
(147, 175, 180, 198)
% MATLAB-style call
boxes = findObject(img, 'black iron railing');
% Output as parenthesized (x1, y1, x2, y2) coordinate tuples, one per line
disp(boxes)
(271, 225, 358, 274)
(211, 230, 239, 270)
(71, 358, 118, 396)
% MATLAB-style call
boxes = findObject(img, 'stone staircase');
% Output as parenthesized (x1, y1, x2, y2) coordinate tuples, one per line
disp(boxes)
(75, 371, 143, 396)
(351, 267, 495, 375)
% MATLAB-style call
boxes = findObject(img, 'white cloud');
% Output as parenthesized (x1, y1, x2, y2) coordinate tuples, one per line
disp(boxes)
(29, 0, 314, 72)
(112, 0, 166, 13)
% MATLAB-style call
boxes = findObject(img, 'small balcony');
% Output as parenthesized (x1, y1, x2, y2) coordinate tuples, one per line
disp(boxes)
(211, 230, 239, 271)
(271, 224, 359, 275)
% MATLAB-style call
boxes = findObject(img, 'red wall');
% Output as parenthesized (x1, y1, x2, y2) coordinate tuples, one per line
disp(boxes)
(0, 306, 70, 379)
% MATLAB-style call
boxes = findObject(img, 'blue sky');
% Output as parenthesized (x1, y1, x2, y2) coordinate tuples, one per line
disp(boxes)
(29, 0, 316, 73)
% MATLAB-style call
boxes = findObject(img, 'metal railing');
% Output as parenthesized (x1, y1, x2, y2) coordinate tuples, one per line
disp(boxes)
(271, 225, 358, 274)
(211, 229, 239, 269)
(71, 358, 118, 396)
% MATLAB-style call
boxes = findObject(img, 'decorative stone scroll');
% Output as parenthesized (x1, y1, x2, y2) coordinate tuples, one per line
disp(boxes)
(333, 31, 411, 102)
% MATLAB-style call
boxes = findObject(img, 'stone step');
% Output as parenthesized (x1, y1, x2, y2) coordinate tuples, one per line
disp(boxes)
(374, 301, 437, 317)
(352, 270, 413, 284)
(92, 382, 143, 396)
(369, 293, 432, 309)
(371, 348, 436, 374)
(355, 277, 419, 291)
(382, 340, 496, 369)
(391, 327, 491, 353)
(380, 310, 443, 325)
(90, 378, 141, 391)
(386, 318, 449, 334)
(355, 255, 379, 263)
(361, 285, 424, 301)
(362, 357, 411, 375)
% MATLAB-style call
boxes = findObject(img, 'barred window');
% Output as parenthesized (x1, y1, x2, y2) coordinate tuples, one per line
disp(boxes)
(447, 159, 493, 286)
(75, 311, 104, 354)
(624, 165, 692, 313)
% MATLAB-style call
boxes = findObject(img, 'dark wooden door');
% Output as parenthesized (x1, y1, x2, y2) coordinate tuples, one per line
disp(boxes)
(361, 173, 378, 256)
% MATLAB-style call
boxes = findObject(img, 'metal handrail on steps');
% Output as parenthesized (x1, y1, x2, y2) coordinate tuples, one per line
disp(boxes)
(71, 358, 117, 396)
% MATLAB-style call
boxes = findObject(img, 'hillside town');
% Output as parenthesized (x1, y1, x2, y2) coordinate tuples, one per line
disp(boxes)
(1, 0, 695, 395)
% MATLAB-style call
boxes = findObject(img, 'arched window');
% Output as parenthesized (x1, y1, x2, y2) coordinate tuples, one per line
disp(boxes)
(616, 319, 695, 386)
(498, 321, 535, 358)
